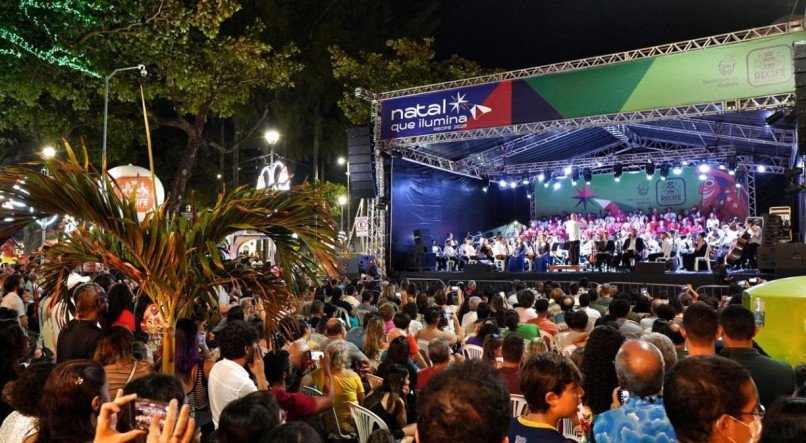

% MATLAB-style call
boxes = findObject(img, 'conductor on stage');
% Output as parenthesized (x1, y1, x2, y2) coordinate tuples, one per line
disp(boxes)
(564, 213, 586, 265)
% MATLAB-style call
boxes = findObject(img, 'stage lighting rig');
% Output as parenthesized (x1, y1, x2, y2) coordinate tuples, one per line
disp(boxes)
(537, 172, 546, 182)
(571, 168, 579, 185)
(645, 161, 655, 180)
(727, 156, 737, 176)
(613, 164, 623, 182)
(765, 109, 784, 125)
(583, 168, 592, 185)
(672, 164, 682, 175)
(659, 163, 669, 180)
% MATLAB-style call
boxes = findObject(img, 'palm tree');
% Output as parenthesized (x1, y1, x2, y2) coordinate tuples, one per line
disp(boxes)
(0, 141, 342, 373)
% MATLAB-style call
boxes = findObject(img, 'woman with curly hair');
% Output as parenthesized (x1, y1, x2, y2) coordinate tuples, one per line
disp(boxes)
(580, 325, 625, 416)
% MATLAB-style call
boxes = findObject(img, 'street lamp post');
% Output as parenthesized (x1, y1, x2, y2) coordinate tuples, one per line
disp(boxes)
(338, 195, 347, 233)
(103, 64, 147, 168)
(264, 129, 280, 164)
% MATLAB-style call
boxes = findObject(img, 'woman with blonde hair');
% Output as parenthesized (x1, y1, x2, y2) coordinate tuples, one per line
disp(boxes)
(302, 341, 365, 433)
(363, 316, 387, 371)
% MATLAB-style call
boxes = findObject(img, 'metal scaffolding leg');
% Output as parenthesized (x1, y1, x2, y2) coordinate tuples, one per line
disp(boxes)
(748, 172, 757, 216)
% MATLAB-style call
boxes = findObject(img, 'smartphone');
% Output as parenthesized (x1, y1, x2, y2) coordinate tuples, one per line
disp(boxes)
(641, 288, 648, 296)
(618, 389, 630, 405)
(451, 286, 459, 291)
(311, 351, 324, 361)
(749, 277, 758, 284)
(131, 399, 169, 432)
(198, 332, 206, 347)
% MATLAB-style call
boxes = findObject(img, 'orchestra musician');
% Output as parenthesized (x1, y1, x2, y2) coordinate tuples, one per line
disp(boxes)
(432, 240, 446, 271)
(738, 219, 762, 269)
(621, 228, 645, 271)
(493, 235, 509, 261)
(443, 239, 458, 270)
(532, 232, 551, 272)
(476, 238, 495, 262)
(682, 232, 707, 271)
(458, 237, 475, 268)
(593, 231, 615, 272)
(507, 236, 527, 272)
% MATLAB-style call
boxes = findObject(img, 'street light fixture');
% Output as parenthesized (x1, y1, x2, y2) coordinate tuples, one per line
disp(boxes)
(337, 195, 348, 206)
(337, 156, 346, 166)
(103, 64, 147, 168)
(42, 146, 56, 159)
(264, 129, 281, 146)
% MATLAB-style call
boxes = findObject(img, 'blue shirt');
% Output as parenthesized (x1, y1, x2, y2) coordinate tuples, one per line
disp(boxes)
(592, 396, 676, 443)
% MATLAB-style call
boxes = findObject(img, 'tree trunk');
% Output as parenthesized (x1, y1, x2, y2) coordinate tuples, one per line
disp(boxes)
(171, 133, 200, 209)
(313, 101, 320, 180)
(161, 325, 175, 374)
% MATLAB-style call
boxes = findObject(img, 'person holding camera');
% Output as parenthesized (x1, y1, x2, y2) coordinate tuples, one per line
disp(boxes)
(591, 340, 676, 442)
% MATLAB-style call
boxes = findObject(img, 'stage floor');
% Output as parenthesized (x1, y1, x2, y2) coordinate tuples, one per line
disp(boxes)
(396, 268, 771, 288)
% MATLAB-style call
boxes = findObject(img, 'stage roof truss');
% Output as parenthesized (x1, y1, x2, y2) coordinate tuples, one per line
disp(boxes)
(454, 130, 585, 171)
(629, 119, 795, 147)
(377, 20, 804, 100)
(377, 94, 794, 150)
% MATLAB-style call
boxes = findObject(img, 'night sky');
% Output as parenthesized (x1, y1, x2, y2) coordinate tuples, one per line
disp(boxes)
(433, 0, 797, 70)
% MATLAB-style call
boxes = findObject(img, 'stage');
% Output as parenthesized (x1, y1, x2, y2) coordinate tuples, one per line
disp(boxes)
(394, 268, 773, 299)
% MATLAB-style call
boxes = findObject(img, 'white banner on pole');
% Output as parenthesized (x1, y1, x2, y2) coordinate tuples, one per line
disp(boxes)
(355, 216, 369, 237)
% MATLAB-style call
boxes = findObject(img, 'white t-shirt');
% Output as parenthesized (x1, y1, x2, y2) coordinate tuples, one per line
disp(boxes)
(209, 359, 258, 428)
(0, 292, 25, 319)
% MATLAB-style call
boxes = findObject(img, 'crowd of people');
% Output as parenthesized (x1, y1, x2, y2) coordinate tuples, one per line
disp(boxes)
(434, 207, 762, 273)
(1, 264, 804, 443)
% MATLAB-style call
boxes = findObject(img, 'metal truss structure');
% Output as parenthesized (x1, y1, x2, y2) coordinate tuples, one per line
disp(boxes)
(362, 21, 804, 271)
(378, 94, 794, 150)
(377, 20, 804, 99)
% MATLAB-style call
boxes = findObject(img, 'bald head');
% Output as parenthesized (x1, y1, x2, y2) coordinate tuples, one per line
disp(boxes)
(614, 340, 665, 397)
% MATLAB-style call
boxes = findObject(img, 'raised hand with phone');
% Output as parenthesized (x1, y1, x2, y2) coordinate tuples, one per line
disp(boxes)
(93, 389, 196, 443)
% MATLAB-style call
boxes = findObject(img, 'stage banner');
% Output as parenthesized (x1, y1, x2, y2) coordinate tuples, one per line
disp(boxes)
(532, 169, 749, 220)
(380, 32, 803, 140)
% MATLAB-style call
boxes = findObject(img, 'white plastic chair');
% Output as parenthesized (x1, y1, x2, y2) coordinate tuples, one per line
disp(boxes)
(446, 259, 456, 271)
(348, 402, 389, 443)
(356, 310, 368, 325)
(494, 259, 506, 271)
(301, 386, 353, 439)
(463, 344, 484, 360)
(558, 417, 582, 442)
(335, 306, 351, 325)
(694, 244, 712, 271)
(510, 394, 529, 417)
(539, 330, 554, 351)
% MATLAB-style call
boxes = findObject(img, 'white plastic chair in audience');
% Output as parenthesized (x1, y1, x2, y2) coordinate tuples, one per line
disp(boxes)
(356, 310, 368, 325)
(349, 402, 389, 443)
(694, 244, 712, 271)
(558, 417, 582, 442)
(510, 394, 529, 417)
(335, 306, 351, 325)
(463, 344, 484, 360)
(301, 386, 353, 439)
(446, 259, 456, 271)
(494, 258, 506, 271)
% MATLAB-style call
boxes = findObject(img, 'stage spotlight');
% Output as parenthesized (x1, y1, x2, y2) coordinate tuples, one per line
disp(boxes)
(698, 173, 707, 181)
(553, 181, 561, 190)
(509, 181, 517, 188)
(682, 160, 689, 166)
(765, 109, 784, 125)
(718, 164, 726, 170)
(564, 165, 572, 175)
(570, 168, 579, 185)
(784, 109, 798, 124)
(613, 164, 623, 182)
(543, 181, 549, 188)
(645, 161, 655, 180)
(499, 179, 507, 188)
(698, 164, 710, 173)
(672, 164, 682, 175)
(583, 168, 592, 185)
(614, 176, 621, 183)
(526, 194, 532, 199)
(522, 177, 530, 185)
(482, 186, 488, 193)
(537, 172, 546, 182)
(727, 156, 737, 176)
(659, 163, 669, 180)
(756, 164, 766, 173)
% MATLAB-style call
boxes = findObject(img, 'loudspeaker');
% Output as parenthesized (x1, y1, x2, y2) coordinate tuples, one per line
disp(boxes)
(774, 243, 806, 277)
(757, 245, 776, 271)
(635, 261, 667, 274)
(413, 229, 424, 245)
(464, 262, 492, 273)
(347, 126, 377, 199)
(405, 253, 436, 271)
(795, 42, 806, 155)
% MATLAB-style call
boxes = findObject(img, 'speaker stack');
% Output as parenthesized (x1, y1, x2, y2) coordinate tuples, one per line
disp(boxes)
(347, 126, 377, 199)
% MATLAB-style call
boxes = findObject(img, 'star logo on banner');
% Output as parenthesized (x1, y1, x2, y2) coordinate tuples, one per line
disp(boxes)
(572, 184, 598, 211)
(449, 93, 469, 113)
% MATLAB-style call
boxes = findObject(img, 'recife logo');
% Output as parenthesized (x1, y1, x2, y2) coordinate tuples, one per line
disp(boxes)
(381, 82, 510, 139)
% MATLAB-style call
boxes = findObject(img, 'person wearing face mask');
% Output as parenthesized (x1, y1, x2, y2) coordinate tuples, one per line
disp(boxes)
(664, 356, 763, 443)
